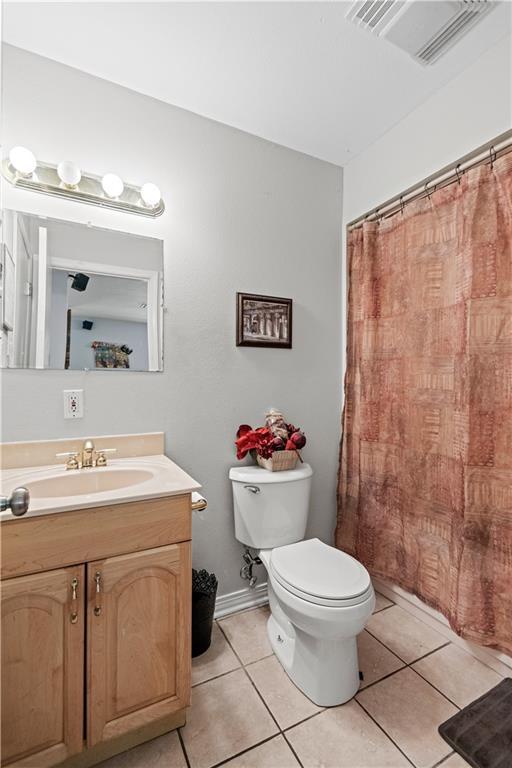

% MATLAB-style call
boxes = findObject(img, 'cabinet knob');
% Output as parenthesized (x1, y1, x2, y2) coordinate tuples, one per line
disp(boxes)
(0, 487, 30, 517)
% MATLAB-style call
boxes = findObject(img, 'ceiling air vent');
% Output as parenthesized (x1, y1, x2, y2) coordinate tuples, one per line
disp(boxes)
(346, 1, 496, 65)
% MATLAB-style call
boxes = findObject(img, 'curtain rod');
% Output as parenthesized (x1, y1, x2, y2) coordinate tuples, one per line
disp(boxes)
(347, 129, 512, 231)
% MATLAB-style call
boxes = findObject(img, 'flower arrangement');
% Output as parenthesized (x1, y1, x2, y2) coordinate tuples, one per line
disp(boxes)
(235, 409, 306, 471)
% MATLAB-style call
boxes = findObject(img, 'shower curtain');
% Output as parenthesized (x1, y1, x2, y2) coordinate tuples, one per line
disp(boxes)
(336, 151, 512, 655)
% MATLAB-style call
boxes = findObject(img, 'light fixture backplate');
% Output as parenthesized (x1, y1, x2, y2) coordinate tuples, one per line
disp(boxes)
(2, 159, 165, 218)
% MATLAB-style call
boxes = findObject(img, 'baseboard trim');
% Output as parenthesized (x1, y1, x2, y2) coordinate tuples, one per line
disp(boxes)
(215, 582, 269, 619)
(373, 577, 512, 677)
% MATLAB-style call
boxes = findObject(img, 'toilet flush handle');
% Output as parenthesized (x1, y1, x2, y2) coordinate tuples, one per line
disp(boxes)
(244, 485, 261, 494)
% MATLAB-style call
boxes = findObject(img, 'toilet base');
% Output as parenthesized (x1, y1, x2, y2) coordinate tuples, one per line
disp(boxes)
(267, 611, 360, 707)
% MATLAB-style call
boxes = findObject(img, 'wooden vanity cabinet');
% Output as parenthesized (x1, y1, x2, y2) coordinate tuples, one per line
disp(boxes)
(1, 566, 85, 768)
(0, 495, 192, 768)
(87, 543, 191, 746)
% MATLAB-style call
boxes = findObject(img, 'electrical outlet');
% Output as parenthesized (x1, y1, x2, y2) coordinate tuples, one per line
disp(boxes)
(63, 390, 84, 419)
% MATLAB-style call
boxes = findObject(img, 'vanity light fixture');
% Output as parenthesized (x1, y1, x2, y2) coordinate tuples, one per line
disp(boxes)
(8, 146, 37, 177)
(140, 182, 162, 208)
(101, 173, 124, 199)
(57, 160, 82, 188)
(2, 148, 164, 218)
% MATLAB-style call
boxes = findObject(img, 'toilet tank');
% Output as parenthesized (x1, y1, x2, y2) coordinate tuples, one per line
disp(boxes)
(229, 463, 313, 549)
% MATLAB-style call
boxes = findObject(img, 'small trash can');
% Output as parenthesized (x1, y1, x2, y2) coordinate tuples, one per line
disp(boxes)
(192, 568, 218, 657)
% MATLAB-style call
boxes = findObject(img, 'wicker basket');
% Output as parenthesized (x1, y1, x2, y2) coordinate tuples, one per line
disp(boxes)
(256, 450, 300, 472)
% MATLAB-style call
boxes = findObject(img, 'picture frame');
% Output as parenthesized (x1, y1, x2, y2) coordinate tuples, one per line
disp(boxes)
(236, 292, 293, 349)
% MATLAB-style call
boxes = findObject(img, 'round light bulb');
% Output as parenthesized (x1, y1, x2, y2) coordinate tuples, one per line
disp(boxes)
(140, 182, 161, 208)
(57, 160, 81, 188)
(101, 173, 124, 199)
(9, 146, 37, 177)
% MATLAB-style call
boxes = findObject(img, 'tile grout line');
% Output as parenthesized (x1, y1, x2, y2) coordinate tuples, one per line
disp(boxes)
(241, 663, 282, 732)
(363, 626, 412, 664)
(192, 609, 458, 768)
(407, 641, 452, 665)
(373, 602, 395, 614)
(192, 664, 243, 689)
(282, 708, 326, 734)
(217, 617, 306, 768)
(215, 619, 264, 675)
(220, 612, 452, 739)
(239, 660, 306, 768)
(216, 619, 299, 763)
(407, 665, 461, 711)
(185, 619, 281, 768)
(216, 617, 274, 670)
(362, 634, 462, 710)
(361, 631, 449, 672)
(177, 726, 192, 768)
(281, 730, 306, 768)
(364, 625, 449, 666)
(209, 734, 284, 768)
(217, 610, 426, 768)
(354, 698, 417, 768)
(432, 752, 456, 767)
(358, 665, 410, 693)
(360, 634, 461, 709)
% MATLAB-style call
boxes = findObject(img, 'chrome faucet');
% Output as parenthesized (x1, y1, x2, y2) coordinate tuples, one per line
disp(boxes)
(56, 440, 117, 470)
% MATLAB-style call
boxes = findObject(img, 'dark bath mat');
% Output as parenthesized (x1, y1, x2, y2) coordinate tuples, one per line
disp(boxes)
(438, 677, 512, 768)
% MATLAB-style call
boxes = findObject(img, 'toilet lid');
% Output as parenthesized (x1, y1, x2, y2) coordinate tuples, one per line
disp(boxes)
(270, 538, 371, 602)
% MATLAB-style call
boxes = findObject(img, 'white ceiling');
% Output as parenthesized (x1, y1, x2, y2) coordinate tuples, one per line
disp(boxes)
(66, 273, 148, 323)
(3, 1, 511, 165)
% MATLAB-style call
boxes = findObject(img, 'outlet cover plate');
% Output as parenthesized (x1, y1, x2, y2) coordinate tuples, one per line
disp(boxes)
(63, 389, 84, 419)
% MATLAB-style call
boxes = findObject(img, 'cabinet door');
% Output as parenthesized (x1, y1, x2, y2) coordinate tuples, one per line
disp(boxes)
(87, 543, 191, 746)
(1, 566, 85, 767)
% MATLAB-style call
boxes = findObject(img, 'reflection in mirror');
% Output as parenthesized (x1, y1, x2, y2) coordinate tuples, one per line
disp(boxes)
(0, 211, 163, 371)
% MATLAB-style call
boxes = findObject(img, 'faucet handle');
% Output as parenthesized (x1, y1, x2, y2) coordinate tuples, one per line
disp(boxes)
(95, 448, 117, 467)
(56, 451, 80, 470)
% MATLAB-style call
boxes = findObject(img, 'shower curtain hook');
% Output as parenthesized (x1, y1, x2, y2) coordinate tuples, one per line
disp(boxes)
(400, 196, 405, 215)
(425, 181, 432, 200)
(489, 145, 497, 169)
(455, 164, 462, 184)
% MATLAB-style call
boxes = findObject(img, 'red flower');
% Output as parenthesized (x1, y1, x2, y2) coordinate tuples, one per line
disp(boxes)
(235, 425, 273, 459)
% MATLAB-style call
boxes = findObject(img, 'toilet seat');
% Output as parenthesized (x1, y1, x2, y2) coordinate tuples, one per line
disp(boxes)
(269, 538, 372, 608)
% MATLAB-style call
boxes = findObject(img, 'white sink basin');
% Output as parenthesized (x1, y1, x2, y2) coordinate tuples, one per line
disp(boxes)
(26, 468, 155, 498)
(0, 454, 202, 519)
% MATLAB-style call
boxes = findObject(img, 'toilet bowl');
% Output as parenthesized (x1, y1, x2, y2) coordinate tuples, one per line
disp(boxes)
(229, 464, 375, 706)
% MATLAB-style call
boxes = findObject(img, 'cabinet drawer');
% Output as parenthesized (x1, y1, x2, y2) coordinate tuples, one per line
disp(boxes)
(1, 495, 191, 579)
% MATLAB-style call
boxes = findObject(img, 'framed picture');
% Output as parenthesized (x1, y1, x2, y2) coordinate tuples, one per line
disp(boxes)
(236, 292, 292, 349)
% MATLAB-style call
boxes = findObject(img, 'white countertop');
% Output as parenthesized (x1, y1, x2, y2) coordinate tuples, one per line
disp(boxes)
(0, 454, 201, 521)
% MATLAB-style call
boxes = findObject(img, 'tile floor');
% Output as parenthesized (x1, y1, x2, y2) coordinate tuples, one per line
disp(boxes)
(98, 594, 507, 768)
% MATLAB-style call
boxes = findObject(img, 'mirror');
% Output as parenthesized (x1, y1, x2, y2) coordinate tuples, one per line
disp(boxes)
(0, 211, 163, 371)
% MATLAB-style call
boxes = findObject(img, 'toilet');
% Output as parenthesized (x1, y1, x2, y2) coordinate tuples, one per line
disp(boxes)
(229, 462, 375, 707)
